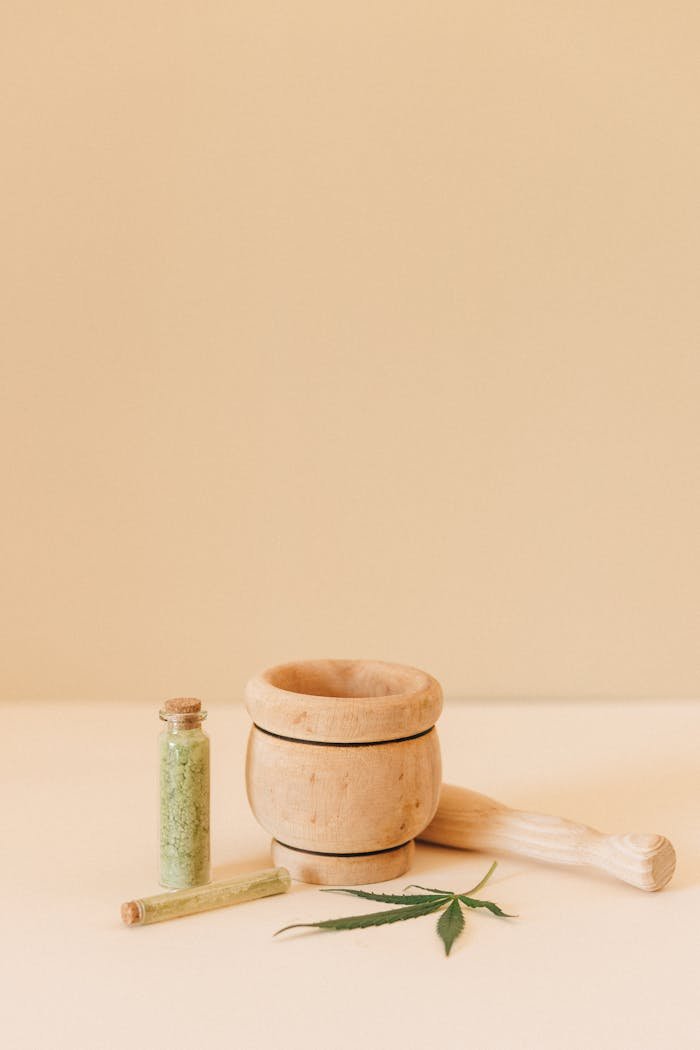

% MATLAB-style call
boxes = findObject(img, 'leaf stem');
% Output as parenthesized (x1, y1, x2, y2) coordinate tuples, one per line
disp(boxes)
(464, 860, 497, 896)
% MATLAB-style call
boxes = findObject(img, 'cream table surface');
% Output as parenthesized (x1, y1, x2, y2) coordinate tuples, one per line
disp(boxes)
(3, 698, 699, 1050)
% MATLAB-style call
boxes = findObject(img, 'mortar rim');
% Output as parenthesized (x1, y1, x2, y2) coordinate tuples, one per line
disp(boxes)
(244, 658, 443, 743)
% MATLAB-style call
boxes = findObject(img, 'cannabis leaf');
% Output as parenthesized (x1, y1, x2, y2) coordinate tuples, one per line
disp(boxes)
(321, 888, 450, 905)
(459, 895, 513, 918)
(275, 899, 444, 935)
(436, 898, 465, 955)
(274, 860, 515, 956)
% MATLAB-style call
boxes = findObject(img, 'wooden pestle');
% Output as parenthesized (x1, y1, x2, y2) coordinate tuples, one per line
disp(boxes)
(419, 784, 676, 891)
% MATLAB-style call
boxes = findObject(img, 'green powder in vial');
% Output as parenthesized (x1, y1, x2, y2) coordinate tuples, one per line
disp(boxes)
(159, 698, 211, 890)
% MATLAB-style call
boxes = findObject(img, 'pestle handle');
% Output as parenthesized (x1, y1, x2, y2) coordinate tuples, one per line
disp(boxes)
(419, 784, 676, 891)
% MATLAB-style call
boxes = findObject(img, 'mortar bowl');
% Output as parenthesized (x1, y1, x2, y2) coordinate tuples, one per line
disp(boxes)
(245, 659, 443, 884)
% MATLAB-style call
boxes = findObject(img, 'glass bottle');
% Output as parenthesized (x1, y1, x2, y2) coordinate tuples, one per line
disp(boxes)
(159, 698, 211, 890)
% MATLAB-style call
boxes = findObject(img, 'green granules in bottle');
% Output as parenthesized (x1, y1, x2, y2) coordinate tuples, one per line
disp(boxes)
(159, 698, 211, 890)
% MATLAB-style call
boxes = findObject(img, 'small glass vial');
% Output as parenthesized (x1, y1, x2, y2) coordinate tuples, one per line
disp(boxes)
(159, 698, 211, 890)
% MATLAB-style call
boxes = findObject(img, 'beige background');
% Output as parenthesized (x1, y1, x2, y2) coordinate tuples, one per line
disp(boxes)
(1, 3, 698, 702)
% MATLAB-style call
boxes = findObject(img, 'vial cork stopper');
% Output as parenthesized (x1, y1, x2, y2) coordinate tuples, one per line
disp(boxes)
(121, 900, 142, 925)
(163, 698, 202, 714)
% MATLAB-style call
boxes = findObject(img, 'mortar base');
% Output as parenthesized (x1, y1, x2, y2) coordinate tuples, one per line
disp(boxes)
(271, 839, 415, 885)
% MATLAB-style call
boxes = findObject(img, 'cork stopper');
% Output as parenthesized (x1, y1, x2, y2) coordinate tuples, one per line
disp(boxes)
(121, 900, 142, 926)
(160, 697, 205, 728)
(163, 698, 202, 715)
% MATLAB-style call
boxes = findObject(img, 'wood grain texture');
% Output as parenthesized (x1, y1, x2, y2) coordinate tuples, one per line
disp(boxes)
(244, 658, 442, 743)
(246, 726, 442, 854)
(420, 784, 676, 891)
(245, 659, 442, 883)
(271, 840, 414, 886)
(245, 660, 676, 890)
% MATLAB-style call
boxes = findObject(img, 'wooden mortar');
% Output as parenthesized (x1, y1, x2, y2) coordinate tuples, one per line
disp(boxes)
(245, 659, 443, 884)
(245, 659, 676, 889)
